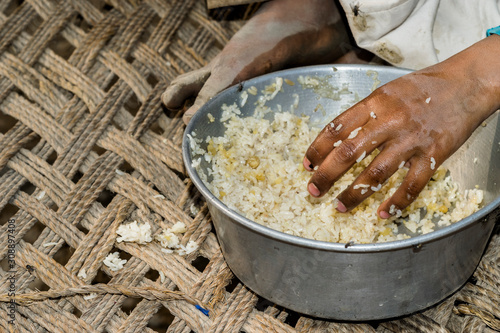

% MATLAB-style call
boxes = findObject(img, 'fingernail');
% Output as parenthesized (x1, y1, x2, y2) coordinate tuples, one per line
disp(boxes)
(303, 157, 313, 171)
(379, 211, 391, 219)
(336, 200, 347, 213)
(308, 183, 320, 197)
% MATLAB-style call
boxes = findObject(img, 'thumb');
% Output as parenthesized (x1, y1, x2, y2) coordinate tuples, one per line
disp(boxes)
(162, 67, 211, 110)
(182, 73, 236, 124)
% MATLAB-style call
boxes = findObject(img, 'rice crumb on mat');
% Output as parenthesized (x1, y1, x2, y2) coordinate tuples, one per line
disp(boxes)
(191, 105, 483, 244)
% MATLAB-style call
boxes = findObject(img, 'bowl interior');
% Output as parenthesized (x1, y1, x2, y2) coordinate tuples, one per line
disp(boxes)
(184, 64, 500, 244)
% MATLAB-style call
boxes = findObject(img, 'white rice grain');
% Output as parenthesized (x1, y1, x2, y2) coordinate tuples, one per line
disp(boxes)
(356, 151, 366, 163)
(348, 127, 362, 139)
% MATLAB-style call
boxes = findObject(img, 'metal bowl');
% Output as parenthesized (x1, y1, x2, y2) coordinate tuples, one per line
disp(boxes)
(182, 64, 500, 320)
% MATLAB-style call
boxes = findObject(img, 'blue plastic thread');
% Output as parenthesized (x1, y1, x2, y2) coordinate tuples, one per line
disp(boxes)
(195, 304, 210, 316)
(486, 25, 500, 37)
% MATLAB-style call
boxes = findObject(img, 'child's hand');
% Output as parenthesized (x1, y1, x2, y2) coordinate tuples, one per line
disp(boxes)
(162, 0, 347, 124)
(303, 35, 500, 218)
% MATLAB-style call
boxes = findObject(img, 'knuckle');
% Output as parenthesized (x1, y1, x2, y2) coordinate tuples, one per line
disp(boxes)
(306, 144, 322, 162)
(366, 164, 388, 184)
(323, 121, 341, 137)
(339, 189, 362, 209)
(405, 180, 423, 199)
(335, 140, 357, 163)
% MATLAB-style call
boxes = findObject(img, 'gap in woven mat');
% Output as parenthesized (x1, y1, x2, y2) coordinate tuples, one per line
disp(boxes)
(118, 160, 135, 174)
(191, 255, 210, 273)
(2, 0, 22, 16)
(208, 2, 263, 21)
(0, 203, 19, 226)
(91, 268, 112, 285)
(146, 73, 159, 87)
(103, 74, 119, 93)
(26, 276, 51, 293)
(0, 110, 17, 134)
(19, 181, 36, 196)
(25, 13, 44, 36)
(147, 305, 175, 333)
(124, 92, 141, 117)
(76, 221, 89, 234)
(52, 242, 74, 266)
(48, 33, 75, 60)
(21, 220, 45, 244)
(71, 170, 84, 185)
(92, 143, 107, 156)
(72, 307, 83, 318)
(46, 150, 58, 165)
(145, 268, 160, 282)
(139, 13, 161, 45)
(121, 297, 142, 315)
(96, 188, 116, 208)
(224, 274, 240, 293)
(148, 120, 164, 136)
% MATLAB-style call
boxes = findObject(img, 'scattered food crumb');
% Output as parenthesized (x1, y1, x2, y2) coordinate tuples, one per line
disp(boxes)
(116, 221, 152, 244)
(190, 204, 200, 216)
(103, 252, 127, 271)
(334, 140, 342, 147)
(77, 269, 87, 279)
(177, 241, 199, 256)
(155, 230, 180, 249)
(36, 191, 45, 200)
(207, 113, 215, 122)
(425, 97, 431, 104)
(430, 157, 436, 170)
(83, 293, 98, 300)
(170, 221, 187, 234)
(370, 111, 377, 119)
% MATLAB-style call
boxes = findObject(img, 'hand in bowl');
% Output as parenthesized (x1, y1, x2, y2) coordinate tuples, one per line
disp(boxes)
(304, 35, 500, 218)
(162, 0, 348, 124)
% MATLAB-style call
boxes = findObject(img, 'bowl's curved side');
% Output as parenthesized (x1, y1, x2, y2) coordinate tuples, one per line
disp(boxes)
(207, 199, 496, 320)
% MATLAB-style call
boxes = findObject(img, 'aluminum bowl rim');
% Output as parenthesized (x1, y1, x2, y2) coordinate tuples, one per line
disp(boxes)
(182, 64, 500, 254)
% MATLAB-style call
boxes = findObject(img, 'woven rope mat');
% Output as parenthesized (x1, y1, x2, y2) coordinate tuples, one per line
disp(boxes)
(0, 0, 498, 332)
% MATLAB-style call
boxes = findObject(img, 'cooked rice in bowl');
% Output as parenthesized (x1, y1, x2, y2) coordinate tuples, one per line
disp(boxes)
(188, 82, 484, 244)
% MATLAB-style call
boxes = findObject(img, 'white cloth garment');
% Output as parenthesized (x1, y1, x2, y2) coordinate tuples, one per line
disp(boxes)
(338, 0, 500, 70)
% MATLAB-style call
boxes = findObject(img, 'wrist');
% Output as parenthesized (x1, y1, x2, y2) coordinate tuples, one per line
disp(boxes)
(431, 35, 500, 126)
(461, 35, 500, 117)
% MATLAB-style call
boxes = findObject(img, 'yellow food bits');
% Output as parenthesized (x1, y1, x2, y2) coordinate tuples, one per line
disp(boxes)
(380, 227, 392, 236)
(247, 156, 260, 169)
